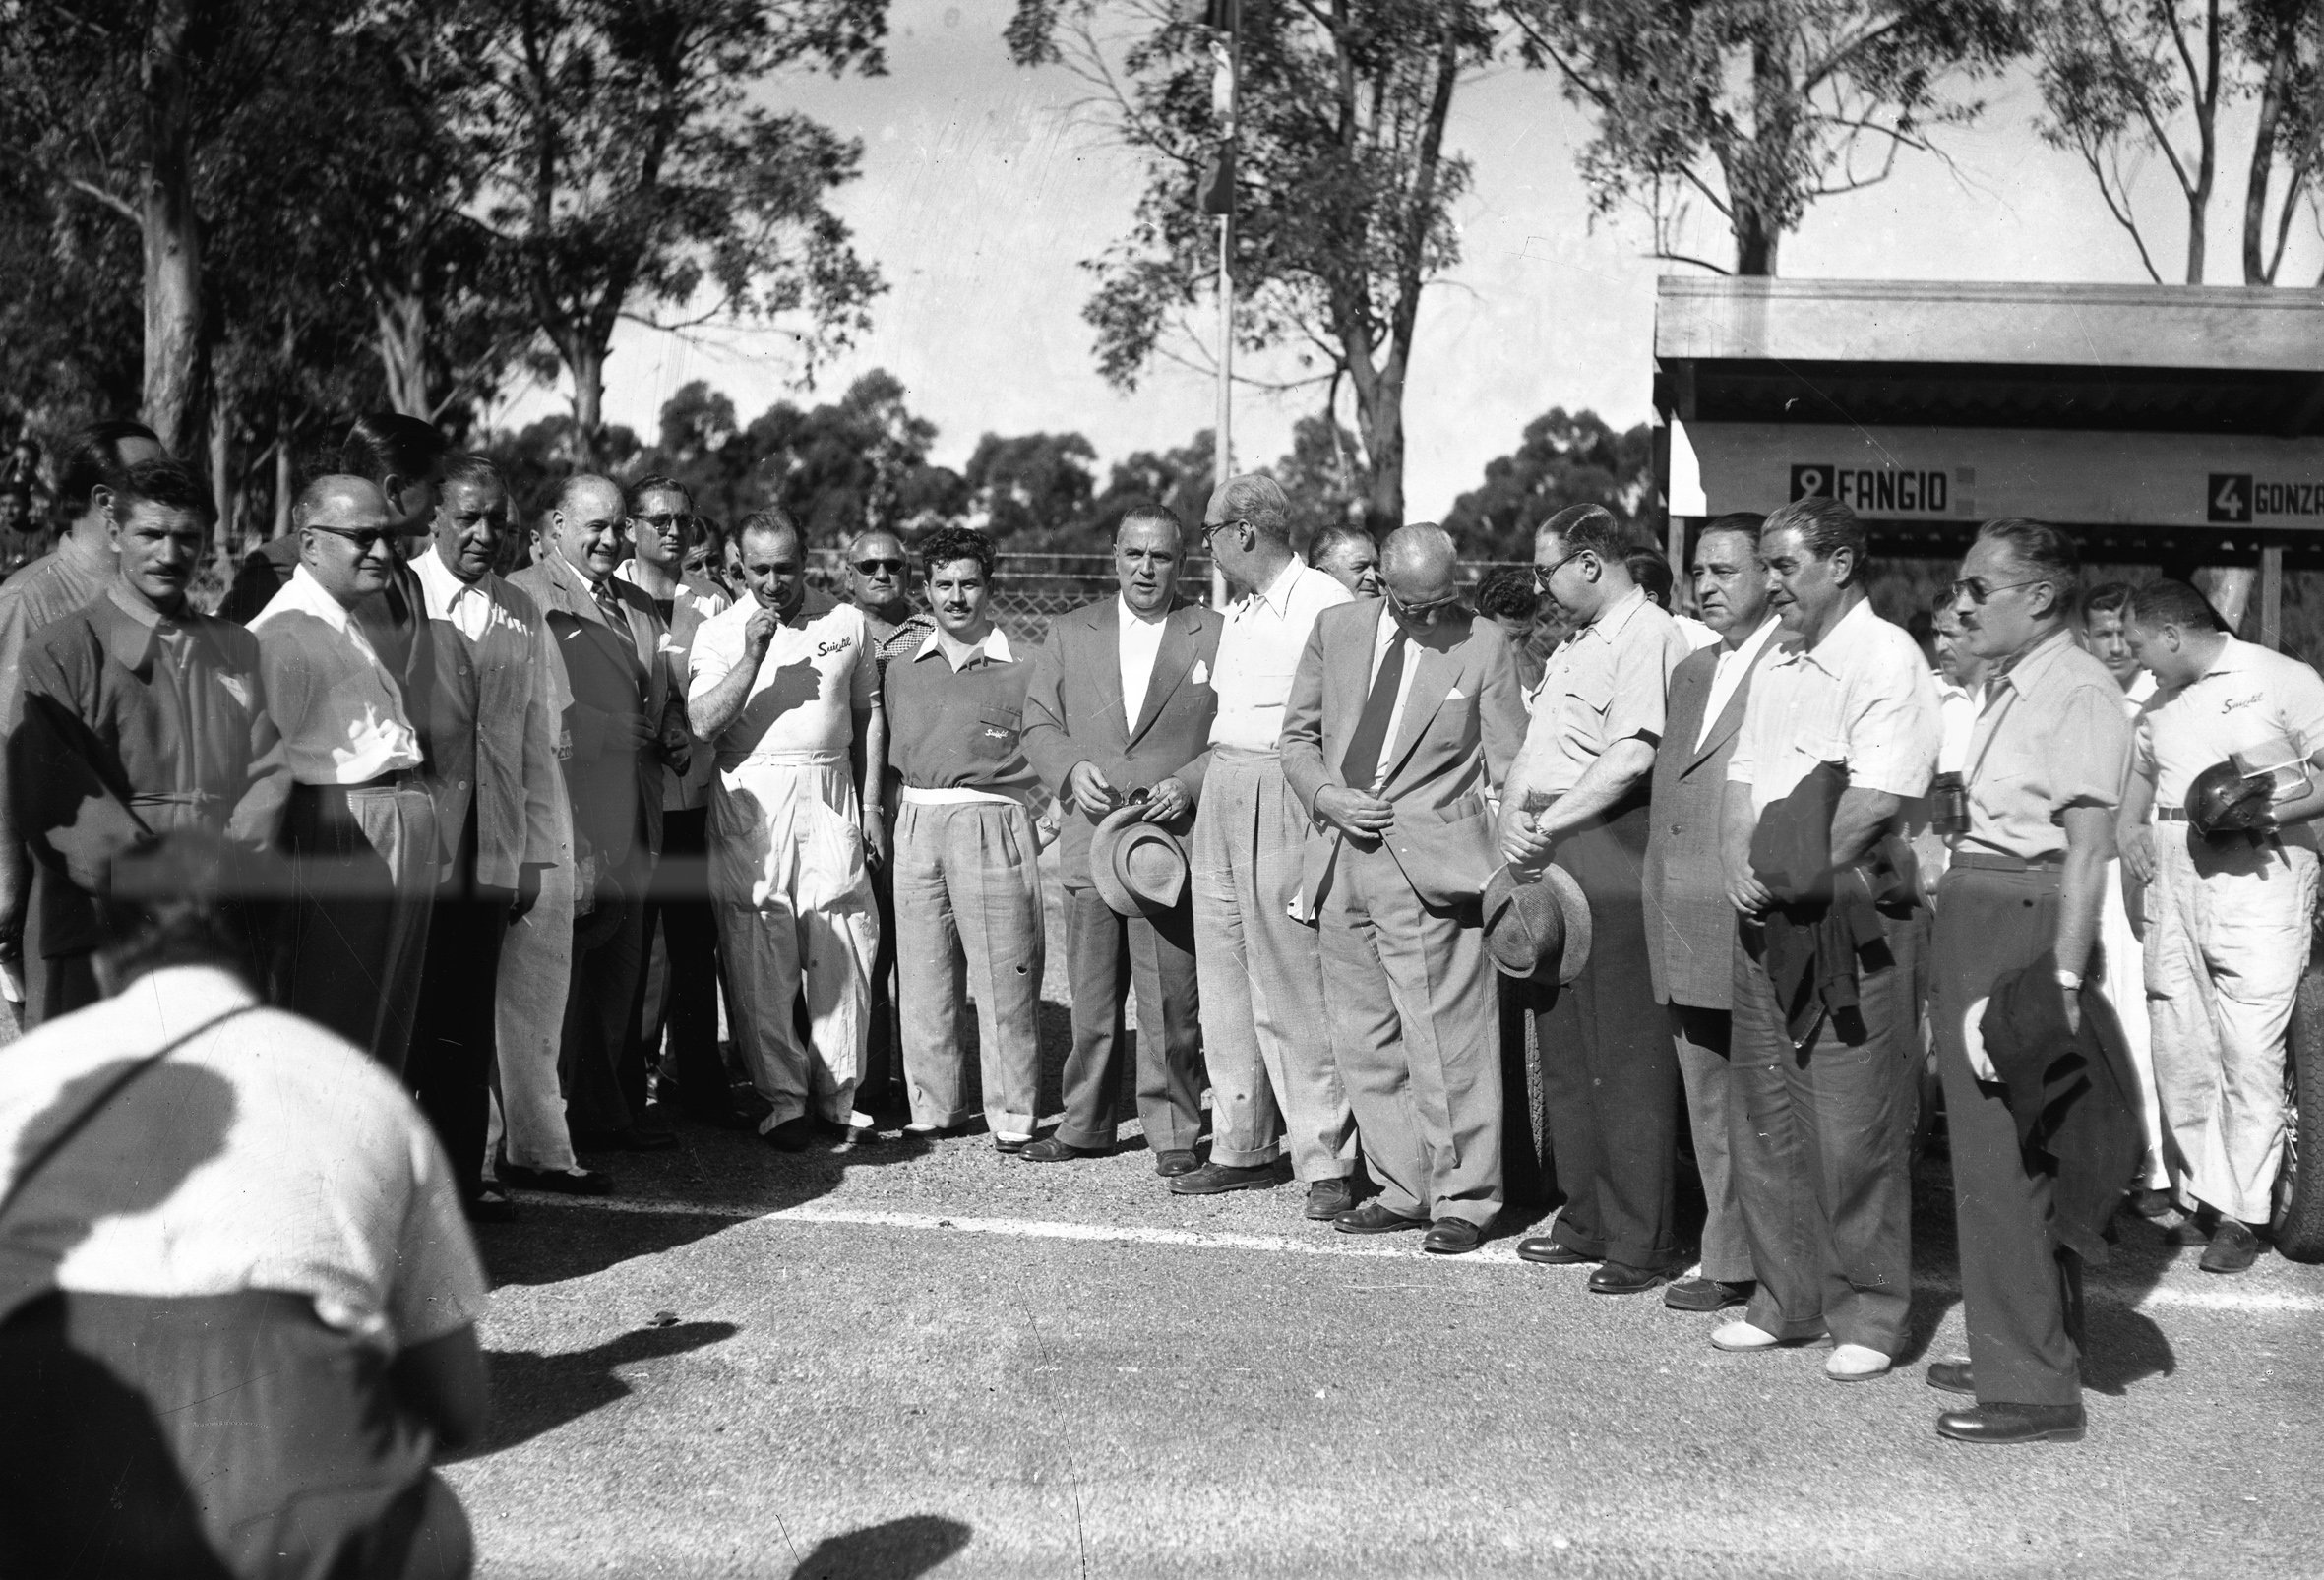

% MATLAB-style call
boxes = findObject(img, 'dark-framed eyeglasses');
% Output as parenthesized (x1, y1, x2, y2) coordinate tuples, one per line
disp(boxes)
(305, 523, 397, 554)
(852, 557, 906, 575)
(1199, 517, 1246, 546)
(1949, 575, 2045, 605)
(1385, 588, 1464, 625)
(1533, 548, 1589, 588)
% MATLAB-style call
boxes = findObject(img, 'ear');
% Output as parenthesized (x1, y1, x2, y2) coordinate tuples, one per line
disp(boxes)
(1827, 545, 1861, 587)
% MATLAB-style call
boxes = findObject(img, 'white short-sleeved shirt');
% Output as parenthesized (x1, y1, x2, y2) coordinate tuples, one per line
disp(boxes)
(688, 592, 877, 767)
(1208, 559, 1351, 753)
(1729, 597, 1941, 817)
(248, 565, 426, 785)
(0, 966, 487, 1351)
(2137, 637, 2324, 843)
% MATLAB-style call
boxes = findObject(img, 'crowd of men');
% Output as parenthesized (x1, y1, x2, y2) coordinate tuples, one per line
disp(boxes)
(0, 413, 2317, 1463)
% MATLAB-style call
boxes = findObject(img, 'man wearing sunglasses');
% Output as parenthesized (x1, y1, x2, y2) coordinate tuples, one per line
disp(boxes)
(1500, 504, 1694, 1292)
(250, 475, 440, 1074)
(1280, 523, 1527, 1252)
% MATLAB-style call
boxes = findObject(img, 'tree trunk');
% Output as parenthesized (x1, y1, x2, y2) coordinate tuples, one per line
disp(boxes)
(2184, 0, 2220, 283)
(2242, 0, 2305, 284)
(140, 0, 205, 460)
(1349, 364, 1405, 535)
(209, 400, 232, 564)
(570, 338, 606, 466)
(376, 280, 432, 417)
(1733, 206, 1780, 275)
(273, 410, 293, 540)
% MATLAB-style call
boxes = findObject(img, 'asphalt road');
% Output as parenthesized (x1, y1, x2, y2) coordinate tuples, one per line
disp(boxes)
(447, 1107, 2324, 1580)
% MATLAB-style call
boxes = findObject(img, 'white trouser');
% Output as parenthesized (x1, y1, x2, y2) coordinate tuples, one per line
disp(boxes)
(2095, 856, 2170, 1189)
(2144, 830, 2317, 1224)
(492, 787, 579, 1173)
(709, 757, 878, 1130)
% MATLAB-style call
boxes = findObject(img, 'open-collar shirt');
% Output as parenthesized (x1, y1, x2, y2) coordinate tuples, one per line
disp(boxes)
(1208, 557, 1350, 753)
(248, 565, 424, 786)
(1729, 596, 1939, 818)
(1956, 625, 2130, 861)
(1696, 614, 1782, 752)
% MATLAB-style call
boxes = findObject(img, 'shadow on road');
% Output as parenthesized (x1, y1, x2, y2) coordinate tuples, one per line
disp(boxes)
(457, 1319, 741, 1459)
(784, 1515, 973, 1580)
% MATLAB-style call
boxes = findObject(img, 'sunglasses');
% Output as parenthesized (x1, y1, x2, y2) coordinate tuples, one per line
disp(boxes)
(631, 511, 692, 533)
(1386, 589, 1464, 624)
(306, 523, 397, 554)
(1949, 575, 2045, 605)
(1200, 517, 1245, 546)
(853, 558, 906, 575)
(1533, 549, 1588, 588)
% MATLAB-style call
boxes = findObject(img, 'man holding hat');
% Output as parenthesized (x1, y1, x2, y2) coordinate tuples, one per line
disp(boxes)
(1281, 523, 1528, 1252)
(1926, 518, 2131, 1444)
(1020, 506, 1221, 1169)
(2119, 577, 2324, 1274)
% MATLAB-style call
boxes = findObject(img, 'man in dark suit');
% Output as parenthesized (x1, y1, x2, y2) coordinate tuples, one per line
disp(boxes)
(1642, 514, 1777, 1312)
(1020, 506, 1221, 1169)
(511, 474, 692, 1152)
(1281, 523, 1529, 1252)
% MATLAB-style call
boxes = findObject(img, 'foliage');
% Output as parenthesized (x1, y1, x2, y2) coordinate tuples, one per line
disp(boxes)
(459, 0, 892, 455)
(1009, 0, 1498, 530)
(1441, 407, 1657, 561)
(1506, 0, 2030, 274)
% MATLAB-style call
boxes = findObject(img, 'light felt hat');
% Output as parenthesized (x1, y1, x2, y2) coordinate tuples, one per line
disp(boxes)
(1089, 802, 1191, 918)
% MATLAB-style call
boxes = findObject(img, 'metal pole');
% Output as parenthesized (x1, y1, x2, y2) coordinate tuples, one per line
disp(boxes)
(1210, 9, 1237, 609)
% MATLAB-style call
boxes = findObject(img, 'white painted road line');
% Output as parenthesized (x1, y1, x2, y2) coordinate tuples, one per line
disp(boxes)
(522, 1194, 2324, 1314)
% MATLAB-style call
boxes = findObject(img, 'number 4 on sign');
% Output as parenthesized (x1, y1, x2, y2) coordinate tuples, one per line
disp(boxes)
(2210, 473, 2252, 524)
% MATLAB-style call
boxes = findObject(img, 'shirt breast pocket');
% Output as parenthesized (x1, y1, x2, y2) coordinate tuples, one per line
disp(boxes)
(974, 703, 1023, 760)
(1560, 669, 1614, 727)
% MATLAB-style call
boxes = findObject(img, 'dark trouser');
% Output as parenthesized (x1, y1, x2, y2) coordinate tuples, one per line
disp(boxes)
(564, 845, 651, 1136)
(409, 831, 510, 1203)
(864, 836, 900, 1105)
(1730, 902, 1922, 1351)
(640, 808, 732, 1118)
(1532, 801, 1682, 1270)
(1060, 883, 1204, 1153)
(276, 780, 437, 1075)
(1672, 1003, 1753, 1285)
(1933, 866, 2085, 1407)
(1499, 975, 1552, 1208)
(0, 1290, 467, 1580)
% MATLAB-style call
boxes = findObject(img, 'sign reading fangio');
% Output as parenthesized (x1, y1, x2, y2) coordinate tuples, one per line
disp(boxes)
(1789, 464, 1950, 514)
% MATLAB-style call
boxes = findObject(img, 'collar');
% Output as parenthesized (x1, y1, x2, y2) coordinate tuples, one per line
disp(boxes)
(1234, 556, 1307, 619)
(1118, 594, 1171, 632)
(1773, 595, 1877, 673)
(412, 545, 488, 611)
(2194, 637, 2257, 686)
(614, 557, 684, 601)
(1719, 613, 1781, 668)
(277, 564, 357, 634)
(1579, 585, 1649, 641)
(1989, 623, 2078, 695)
(915, 623, 1015, 670)
(111, 962, 260, 1035)
(59, 525, 113, 578)
(92, 582, 186, 675)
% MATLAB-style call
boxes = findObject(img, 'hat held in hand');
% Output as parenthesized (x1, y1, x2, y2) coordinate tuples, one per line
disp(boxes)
(1090, 801, 1190, 918)
(1482, 863, 1592, 986)
(2185, 760, 2274, 841)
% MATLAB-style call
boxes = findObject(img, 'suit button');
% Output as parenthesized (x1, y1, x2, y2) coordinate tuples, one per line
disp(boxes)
(1671, 823, 1682, 835)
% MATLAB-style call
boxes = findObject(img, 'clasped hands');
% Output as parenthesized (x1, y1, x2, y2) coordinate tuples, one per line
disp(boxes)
(1066, 760, 1191, 824)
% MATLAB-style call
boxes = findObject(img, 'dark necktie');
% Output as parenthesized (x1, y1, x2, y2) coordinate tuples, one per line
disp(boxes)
(592, 577, 626, 630)
(1338, 628, 1408, 793)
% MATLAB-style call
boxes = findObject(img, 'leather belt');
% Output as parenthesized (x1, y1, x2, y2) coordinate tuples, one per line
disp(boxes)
(1949, 851, 2064, 873)
(2155, 807, 2189, 822)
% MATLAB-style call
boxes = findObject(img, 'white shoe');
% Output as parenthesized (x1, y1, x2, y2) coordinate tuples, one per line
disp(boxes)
(1711, 1320, 1782, 1353)
(1825, 1343, 1892, 1381)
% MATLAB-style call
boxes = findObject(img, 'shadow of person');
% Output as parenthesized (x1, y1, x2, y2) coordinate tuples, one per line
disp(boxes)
(2078, 1205, 2180, 1394)
(457, 1319, 741, 1458)
(784, 1515, 974, 1580)
(0, 1063, 240, 1579)
(734, 657, 827, 739)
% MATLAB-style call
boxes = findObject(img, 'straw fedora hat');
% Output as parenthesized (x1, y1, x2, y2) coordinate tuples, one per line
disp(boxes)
(1089, 802, 1192, 918)
(1481, 862, 1592, 986)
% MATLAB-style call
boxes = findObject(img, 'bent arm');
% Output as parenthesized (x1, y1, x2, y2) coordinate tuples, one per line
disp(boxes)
(1535, 738, 1655, 837)
(688, 655, 756, 744)
(1830, 788, 1903, 870)
(1276, 621, 1331, 814)
(2056, 804, 2114, 979)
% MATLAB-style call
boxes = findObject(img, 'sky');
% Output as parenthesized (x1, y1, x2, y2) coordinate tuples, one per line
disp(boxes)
(491, 0, 2319, 521)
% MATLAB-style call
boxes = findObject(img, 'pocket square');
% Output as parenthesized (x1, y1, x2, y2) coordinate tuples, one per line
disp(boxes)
(1445, 687, 1468, 700)
(1192, 660, 1210, 686)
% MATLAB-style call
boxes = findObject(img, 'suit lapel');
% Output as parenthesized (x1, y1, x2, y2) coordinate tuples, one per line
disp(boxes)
(1127, 603, 1196, 748)
(1376, 614, 1466, 788)
(1685, 638, 1774, 770)
(1084, 601, 1127, 748)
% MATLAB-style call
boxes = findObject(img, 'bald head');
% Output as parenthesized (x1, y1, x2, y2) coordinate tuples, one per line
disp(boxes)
(550, 473, 628, 585)
(1380, 522, 1462, 631)
(295, 474, 396, 608)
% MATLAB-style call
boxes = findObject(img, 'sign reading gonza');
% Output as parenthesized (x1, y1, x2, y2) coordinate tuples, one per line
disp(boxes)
(2208, 473, 2324, 524)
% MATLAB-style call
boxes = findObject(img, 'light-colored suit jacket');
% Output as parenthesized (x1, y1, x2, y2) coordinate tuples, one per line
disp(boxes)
(1279, 600, 1528, 913)
(1642, 634, 1779, 1008)
(1020, 598, 1223, 884)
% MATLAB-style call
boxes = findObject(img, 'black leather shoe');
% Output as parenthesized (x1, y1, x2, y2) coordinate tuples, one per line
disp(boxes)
(1153, 1148, 1200, 1178)
(1926, 1362, 1975, 1396)
(2200, 1219, 2263, 1274)
(498, 1160, 614, 1196)
(2164, 1213, 2215, 1247)
(1305, 1179, 1355, 1221)
(1422, 1218, 1484, 1255)
(1663, 1277, 1752, 1312)
(2128, 1186, 2174, 1220)
(1335, 1201, 1427, 1235)
(1169, 1160, 1281, 1195)
(1021, 1136, 1109, 1163)
(1935, 1401, 2085, 1444)
(1515, 1237, 1596, 1266)
(763, 1116, 817, 1153)
(1589, 1261, 1673, 1295)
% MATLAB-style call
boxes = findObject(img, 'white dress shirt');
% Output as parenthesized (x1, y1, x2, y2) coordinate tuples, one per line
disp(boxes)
(1356, 606, 1421, 793)
(1118, 596, 1169, 735)
(1728, 597, 1941, 817)
(1695, 614, 1781, 752)
(1208, 558, 1352, 753)
(248, 565, 424, 786)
